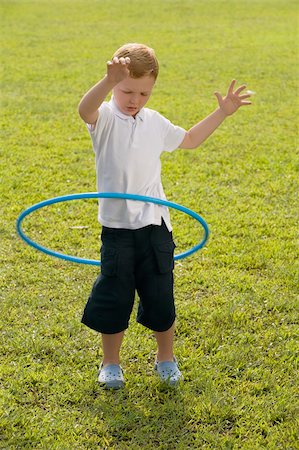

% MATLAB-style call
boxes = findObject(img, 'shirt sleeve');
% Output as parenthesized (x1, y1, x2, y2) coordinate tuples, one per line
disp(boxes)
(158, 113, 186, 152)
(86, 102, 113, 153)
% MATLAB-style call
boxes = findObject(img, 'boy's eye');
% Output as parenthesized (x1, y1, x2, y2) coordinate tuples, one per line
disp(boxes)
(121, 90, 149, 96)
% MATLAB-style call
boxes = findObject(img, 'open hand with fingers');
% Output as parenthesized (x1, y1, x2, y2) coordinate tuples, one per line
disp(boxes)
(106, 56, 131, 85)
(214, 80, 252, 116)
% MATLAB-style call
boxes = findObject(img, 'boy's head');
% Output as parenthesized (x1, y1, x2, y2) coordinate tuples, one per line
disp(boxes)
(113, 43, 159, 80)
(112, 43, 159, 117)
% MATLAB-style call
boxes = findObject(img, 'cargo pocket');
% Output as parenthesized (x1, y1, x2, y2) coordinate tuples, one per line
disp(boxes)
(153, 241, 176, 274)
(100, 246, 118, 277)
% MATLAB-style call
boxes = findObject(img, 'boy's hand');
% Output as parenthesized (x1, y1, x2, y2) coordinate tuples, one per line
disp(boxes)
(106, 56, 131, 85)
(214, 80, 252, 116)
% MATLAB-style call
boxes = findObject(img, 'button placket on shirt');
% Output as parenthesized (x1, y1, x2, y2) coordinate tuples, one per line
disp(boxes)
(129, 117, 138, 145)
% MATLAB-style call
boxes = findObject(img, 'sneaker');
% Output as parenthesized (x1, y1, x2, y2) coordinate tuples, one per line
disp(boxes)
(98, 363, 125, 390)
(154, 357, 183, 386)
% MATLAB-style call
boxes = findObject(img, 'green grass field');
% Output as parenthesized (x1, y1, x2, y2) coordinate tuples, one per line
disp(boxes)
(1, 0, 298, 448)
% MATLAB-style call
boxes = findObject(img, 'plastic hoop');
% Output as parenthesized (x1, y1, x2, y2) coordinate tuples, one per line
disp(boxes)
(16, 192, 209, 266)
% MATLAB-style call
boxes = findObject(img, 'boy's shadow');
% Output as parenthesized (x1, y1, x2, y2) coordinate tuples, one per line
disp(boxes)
(81, 378, 190, 448)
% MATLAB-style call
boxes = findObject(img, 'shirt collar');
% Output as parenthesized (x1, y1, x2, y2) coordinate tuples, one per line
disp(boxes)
(109, 97, 145, 121)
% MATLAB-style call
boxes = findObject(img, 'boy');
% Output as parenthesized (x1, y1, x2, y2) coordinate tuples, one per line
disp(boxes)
(78, 43, 251, 389)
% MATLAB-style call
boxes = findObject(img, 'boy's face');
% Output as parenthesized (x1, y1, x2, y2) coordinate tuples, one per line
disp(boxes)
(113, 75, 155, 117)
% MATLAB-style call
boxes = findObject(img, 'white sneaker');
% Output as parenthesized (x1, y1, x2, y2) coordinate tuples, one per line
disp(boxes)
(98, 363, 125, 390)
(154, 357, 183, 386)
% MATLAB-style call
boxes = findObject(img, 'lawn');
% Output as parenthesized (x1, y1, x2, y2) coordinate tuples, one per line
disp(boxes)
(1, 0, 298, 448)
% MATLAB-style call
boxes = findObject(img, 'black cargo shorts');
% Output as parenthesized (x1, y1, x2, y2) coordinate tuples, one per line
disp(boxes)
(81, 219, 176, 334)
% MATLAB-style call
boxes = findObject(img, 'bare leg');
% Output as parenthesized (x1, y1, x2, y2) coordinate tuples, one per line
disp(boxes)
(154, 322, 175, 362)
(101, 331, 125, 366)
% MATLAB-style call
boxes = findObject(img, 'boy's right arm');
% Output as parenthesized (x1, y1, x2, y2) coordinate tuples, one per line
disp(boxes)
(78, 56, 131, 125)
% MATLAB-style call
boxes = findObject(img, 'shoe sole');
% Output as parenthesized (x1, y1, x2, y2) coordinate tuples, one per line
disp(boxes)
(159, 377, 182, 388)
(98, 380, 124, 390)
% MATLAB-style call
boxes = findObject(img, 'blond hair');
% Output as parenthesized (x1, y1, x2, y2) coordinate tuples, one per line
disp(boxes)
(113, 43, 159, 80)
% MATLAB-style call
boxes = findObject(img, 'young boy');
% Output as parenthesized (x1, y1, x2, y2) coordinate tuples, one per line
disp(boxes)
(78, 43, 251, 389)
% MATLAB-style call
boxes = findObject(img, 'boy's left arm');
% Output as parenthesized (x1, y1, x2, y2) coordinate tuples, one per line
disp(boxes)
(180, 80, 252, 149)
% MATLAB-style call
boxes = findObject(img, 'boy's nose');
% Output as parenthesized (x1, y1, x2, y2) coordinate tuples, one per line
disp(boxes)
(129, 94, 138, 104)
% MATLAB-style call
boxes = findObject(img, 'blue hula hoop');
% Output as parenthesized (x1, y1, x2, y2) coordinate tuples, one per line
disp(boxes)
(16, 192, 209, 266)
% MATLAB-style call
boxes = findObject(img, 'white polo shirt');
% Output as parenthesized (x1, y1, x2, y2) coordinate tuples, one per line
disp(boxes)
(88, 97, 186, 231)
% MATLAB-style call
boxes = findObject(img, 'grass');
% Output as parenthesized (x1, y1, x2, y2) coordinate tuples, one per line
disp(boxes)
(1, 0, 298, 448)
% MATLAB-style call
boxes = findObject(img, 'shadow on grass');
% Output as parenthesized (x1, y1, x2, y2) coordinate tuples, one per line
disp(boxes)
(80, 377, 191, 448)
